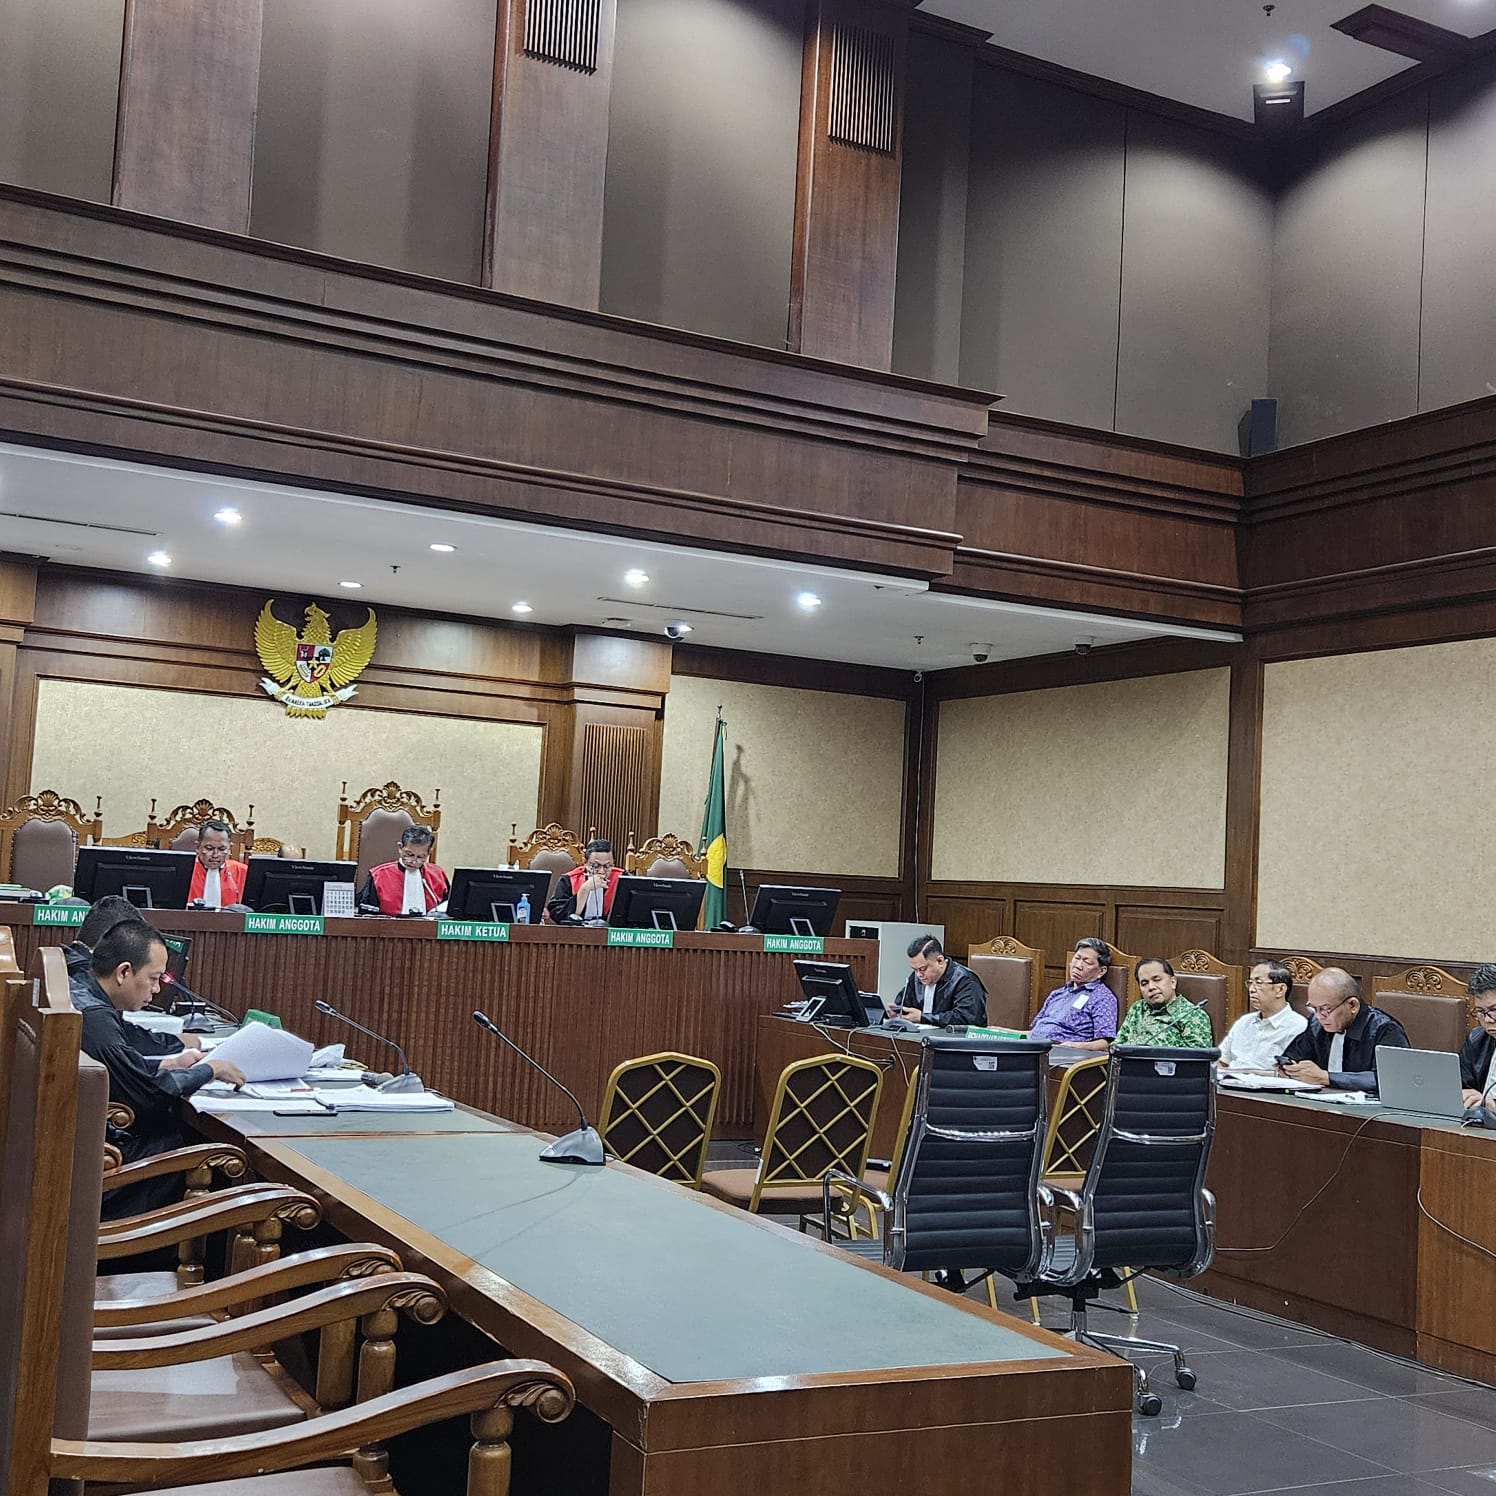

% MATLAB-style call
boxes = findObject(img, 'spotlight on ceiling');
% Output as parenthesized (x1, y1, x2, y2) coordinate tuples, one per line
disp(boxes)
(511, 601, 534, 615)
(146, 550, 171, 568)
(624, 568, 650, 588)
(338, 579, 362, 589)
(1263, 58, 1292, 83)
(796, 591, 823, 611)
(429, 542, 456, 553)
(213, 507, 242, 526)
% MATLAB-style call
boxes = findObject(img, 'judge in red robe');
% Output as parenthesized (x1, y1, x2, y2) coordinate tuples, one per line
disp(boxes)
(545, 839, 620, 922)
(357, 825, 449, 915)
(188, 819, 248, 909)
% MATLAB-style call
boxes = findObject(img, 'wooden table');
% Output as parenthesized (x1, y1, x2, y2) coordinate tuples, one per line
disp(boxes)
(1199, 1089, 1496, 1383)
(8, 904, 873, 1136)
(203, 1105, 1132, 1496)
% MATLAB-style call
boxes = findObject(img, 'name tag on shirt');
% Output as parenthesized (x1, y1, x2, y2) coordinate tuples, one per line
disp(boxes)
(1072, 994, 1089, 1010)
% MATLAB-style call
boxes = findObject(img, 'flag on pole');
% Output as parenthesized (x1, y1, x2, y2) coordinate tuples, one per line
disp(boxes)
(698, 709, 728, 928)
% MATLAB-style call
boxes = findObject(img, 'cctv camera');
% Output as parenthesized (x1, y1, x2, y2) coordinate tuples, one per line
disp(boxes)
(1073, 635, 1095, 656)
(971, 643, 993, 664)
(663, 621, 693, 641)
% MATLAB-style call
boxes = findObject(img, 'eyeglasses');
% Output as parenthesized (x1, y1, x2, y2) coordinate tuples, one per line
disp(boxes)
(1474, 1005, 1496, 1020)
(1308, 997, 1352, 1018)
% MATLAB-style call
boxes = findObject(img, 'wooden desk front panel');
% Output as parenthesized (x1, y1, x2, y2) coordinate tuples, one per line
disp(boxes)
(9, 909, 872, 1134)
(1415, 1127, 1496, 1381)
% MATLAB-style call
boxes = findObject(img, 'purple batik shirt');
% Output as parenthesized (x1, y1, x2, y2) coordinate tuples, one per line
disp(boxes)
(1029, 979, 1118, 1045)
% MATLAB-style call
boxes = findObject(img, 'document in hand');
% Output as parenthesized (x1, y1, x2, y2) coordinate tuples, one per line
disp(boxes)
(205, 1021, 315, 1082)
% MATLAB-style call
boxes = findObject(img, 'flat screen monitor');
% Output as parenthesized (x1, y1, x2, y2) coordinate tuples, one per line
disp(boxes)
(747, 884, 842, 937)
(72, 847, 195, 910)
(792, 959, 877, 1029)
(445, 867, 552, 923)
(607, 875, 707, 932)
(242, 856, 357, 915)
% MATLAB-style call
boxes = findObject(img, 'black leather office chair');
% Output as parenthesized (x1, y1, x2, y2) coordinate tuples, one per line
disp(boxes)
(1015, 1044, 1218, 1416)
(822, 1035, 1053, 1292)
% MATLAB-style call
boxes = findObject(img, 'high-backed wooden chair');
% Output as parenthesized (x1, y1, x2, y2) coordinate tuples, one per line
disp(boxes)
(700, 1053, 884, 1216)
(625, 831, 706, 880)
(508, 822, 590, 902)
(337, 781, 441, 884)
(147, 797, 256, 859)
(968, 936, 1045, 1030)
(1372, 964, 1471, 1053)
(598, 1052, 722, 1187)
(1170, 949, 1244, 1035)
(1103, 944, 1140, 1011)
(1280, 955, 1325, 1017)
(0, 926, 18, 978)
(0, 956, 576, 1496)
(0, 790, 103, 891)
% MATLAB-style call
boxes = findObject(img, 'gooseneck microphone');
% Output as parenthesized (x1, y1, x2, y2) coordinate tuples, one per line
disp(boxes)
(314, 999, 423, 1093)
(161, 973, 239, 1033)
(738, 869, 757, 933)
(471, 1010, 604, 1166)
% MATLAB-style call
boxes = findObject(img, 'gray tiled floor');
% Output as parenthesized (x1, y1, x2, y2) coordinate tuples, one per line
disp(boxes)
(703, 1146, 1496, 1495)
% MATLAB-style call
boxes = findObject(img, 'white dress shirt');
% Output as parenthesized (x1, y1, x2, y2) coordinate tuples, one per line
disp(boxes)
(401, 867, 426, 913)
(581, 881, 605, 921)
(1218, 1003, 1308, 1070)
(918, 980, 938, 1017)
(201, 867, 222, 910)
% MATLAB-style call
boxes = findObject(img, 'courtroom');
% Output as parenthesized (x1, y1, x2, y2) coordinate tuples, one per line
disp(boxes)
(4, 2, 1496, 1495)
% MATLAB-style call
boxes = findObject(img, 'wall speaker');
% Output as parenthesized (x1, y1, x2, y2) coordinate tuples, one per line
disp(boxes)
(1238, 398, 1278, 458)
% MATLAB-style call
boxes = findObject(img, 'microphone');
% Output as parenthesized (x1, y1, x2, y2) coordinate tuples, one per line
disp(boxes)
(313, 1000, 423, 1093)
(471, 1010, 604, 1166)
(161, 973, 237, 1033)
(738, 869, 758, 933)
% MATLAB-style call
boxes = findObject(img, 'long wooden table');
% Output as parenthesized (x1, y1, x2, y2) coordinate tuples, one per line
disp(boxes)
(1199, 1089, 1496, 1383)
(196, 1103, 1132, 1496)
(8, 905, 873, 1135)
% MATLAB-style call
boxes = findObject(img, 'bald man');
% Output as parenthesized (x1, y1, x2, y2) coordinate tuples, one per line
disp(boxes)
(1278, 967, 1409, 1092)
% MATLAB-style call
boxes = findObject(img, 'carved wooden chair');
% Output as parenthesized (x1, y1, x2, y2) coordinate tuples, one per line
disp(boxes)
(1169, 949, 1243, 1035)
(1372, 964, 1472, 1053)
(508, 821, 592, 903)
(1103, 943, 1140, 1012)
(0, 964, 575, 1496)
(624, 831, 706, 880)
(0, 925, 18, 978)
(598, 1051, 722, 1187)
(147, 797, 256, 859)
(1280, 954, 1325, 1017)
(0, 789, 103, 891)
(968, 935, 1046, 1030)
(699, 1053, 884, 1216)
(337, 781, 441, 884)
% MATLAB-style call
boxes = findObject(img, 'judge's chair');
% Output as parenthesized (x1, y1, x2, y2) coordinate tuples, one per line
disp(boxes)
(1015, 1044, 1219, 1416)
(625, 831, 706, 879)
(821, 1037, 1053, 1300)
(1373, 964, 1471, 1053)
(337, 781, 441, 884)
(967, 936, 1045, 1030)
(599, 1052, 721, 1187)
(147, 797, 257, 858)
(508, 822, 591, 903)
(700, 1053, 883, 1216)
(0, 789, 103, 891)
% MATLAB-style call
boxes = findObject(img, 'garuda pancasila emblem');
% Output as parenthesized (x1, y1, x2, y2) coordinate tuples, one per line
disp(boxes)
(255, 600, 377, 719)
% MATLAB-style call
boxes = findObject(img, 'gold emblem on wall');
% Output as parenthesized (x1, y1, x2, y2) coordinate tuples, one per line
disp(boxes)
(255, 600, 377, 718)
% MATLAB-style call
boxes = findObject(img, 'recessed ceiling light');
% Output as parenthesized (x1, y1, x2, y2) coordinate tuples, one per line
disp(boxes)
(624, 568, 650, 588)
(146, 550, 171, 568)
(796, 591, 823, 611)
(429, 542, 456, 553)
(1263, 59, 1292, 84)
(213, 507, 242, 526)
(511, 601, 534, 615)
(339, 579, 362, 590)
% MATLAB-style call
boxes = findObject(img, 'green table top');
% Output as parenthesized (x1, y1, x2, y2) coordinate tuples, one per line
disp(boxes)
(1220, 1085, 1491, 1139)
(280, 1132, 1065, 1385)
(227, 1108, 513, 1137)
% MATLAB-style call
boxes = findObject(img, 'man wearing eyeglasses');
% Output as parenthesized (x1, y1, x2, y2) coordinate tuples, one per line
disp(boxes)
(1218, 960, 1307, 1070)
(1459, 965, 1496, 1110)
(546, 838, 620, 924)
(1278, 967, 1408, 1091)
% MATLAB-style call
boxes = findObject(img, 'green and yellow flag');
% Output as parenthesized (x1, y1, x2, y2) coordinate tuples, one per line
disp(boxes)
(698, 709, 728, 928)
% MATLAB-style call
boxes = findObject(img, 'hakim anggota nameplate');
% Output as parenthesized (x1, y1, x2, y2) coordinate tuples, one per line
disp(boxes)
(243, 913, 325, 936)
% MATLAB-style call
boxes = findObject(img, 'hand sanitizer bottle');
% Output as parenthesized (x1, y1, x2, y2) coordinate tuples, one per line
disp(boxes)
(515, 892, 531, 925)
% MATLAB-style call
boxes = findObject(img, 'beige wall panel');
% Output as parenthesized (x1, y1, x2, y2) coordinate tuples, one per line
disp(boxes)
(1257, 643, 1496, 960)
(658, 675, 905, 876)
(29, 680, 541, 873)
(932, 669, 1229, 887)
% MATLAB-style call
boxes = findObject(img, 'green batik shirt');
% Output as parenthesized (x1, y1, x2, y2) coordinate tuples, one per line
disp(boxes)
(1115, 995, 1215, 1049)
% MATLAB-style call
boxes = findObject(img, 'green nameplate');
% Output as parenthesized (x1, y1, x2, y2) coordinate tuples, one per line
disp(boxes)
(763, 934, 825, 955)
(32, 904, 85, 927)
(162, 936, 188, 954)
(436, 921, 511, 942)
(606, 928, 675, 949)
(243, 913, 324, 936)
(965, 1026, 1029, 1040)
(242, 1009, 284, 1029)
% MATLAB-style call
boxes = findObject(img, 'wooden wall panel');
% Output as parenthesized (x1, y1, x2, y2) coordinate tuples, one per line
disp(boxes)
(113, 0, 263, 232)
(576, 720, 654, 849)
(1113, 905, 1224, 964)
(924, 893, 1007, 958)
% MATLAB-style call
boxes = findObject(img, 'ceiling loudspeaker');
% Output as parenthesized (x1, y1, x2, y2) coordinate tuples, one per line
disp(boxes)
(1253, 80, 1304, 140)
(1238, 399, 1278, 460)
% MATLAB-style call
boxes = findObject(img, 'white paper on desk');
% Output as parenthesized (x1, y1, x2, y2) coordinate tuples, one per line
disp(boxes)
(125, 1010, 185, 1036)
(190, 1084, 452, 1114)
(1218, 1070, 1323, 1093)
(241, 1080, 316, 1099)
(310, 1043, 345, 1069)
(1300, 1090, 1380, 1106)
(321, 1089, 454, 1113)
(189, 1092, 300, 1113)
(203, 1022, 314, 1082)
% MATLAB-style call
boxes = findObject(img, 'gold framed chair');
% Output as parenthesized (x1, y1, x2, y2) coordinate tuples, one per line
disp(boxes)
(1372, 964, 1472, 1052)
(699, 1053, 884, 1216)
(508, 821, 592, 903)
(598, 1051, 722, 1187)
(0, 925, 18, 978)
(337, 781, 441, 883)
(624, 832, 706, 880)
(1171, 948, 1243, 1034)
(147, 797, 256, 859)
(0, 789, 103, 890)
(968, 935, 1045, 1030)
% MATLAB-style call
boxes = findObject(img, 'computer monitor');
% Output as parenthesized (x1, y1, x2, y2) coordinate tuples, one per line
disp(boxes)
(242, 856, 357, 915)
(445, 867, 552, 923)
(607, 875, 707, 931)
(747, 884, 842, 937)
(72, 847, 195, 910)
(792, 959, 876, 1029)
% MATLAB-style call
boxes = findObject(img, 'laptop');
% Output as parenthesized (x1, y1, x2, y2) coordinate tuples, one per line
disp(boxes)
(1375, 1047, 1466, 1119)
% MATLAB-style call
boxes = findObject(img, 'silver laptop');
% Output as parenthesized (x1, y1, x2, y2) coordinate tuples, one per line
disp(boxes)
(1375, 1047, 1466, 1119)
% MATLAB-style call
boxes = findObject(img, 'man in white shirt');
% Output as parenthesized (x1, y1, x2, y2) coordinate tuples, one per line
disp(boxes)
(1218, 959, 1307, 1070)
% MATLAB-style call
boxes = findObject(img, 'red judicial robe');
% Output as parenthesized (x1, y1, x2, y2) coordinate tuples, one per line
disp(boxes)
(188, 858, 247, 908)
(546, 864, 621, 922)
(366, 861, 449, 915)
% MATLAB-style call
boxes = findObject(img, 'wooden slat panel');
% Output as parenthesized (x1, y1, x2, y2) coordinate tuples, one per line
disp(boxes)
(577, 721, 652, 851)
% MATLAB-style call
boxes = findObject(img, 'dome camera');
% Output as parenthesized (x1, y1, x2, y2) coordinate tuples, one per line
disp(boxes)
(971, 643, 993, 664)
(1073, 635, 1096, 656)
(663, 621, 693, 640)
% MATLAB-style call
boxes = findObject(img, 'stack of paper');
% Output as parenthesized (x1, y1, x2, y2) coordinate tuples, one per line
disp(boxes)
(190, 1086, 453, 1115)
(202, 1022, 314, 1083)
